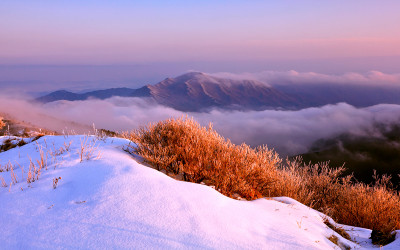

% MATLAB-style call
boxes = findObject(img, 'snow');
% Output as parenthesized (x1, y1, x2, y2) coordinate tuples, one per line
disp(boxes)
(0, 135, 399, 249)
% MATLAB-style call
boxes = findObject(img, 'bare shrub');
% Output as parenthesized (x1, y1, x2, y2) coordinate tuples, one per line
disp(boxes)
(129, 117, 281, 199)
(274, 158, 400, 244)
(333, 176, 400, 242)
(270, 158, 346, 213)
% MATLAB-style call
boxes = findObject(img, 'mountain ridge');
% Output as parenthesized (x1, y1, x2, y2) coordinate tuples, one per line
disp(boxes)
(35, 71, 400, 112)
(36, 72, 298, 111)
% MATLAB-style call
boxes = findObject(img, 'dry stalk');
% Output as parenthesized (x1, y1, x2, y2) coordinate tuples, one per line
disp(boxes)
(52, 177, 62, 189)
(0, 176, 7, 187)
(27, 159, 35, 183)
(15, 162, 24, 180)
(10, 164, 18, 184)
(36, 144, 48, 171)
(79, 136, 100, 162)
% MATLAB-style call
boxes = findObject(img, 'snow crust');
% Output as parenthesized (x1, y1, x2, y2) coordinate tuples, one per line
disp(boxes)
(0, 135, 399, 249)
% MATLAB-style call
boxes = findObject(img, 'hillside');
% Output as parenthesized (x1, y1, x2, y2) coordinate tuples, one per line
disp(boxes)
(0, 112, 92, 136)
(2, 134, 398, 249)
(0, 113, 55, 137)
(300, 124, 400, 187)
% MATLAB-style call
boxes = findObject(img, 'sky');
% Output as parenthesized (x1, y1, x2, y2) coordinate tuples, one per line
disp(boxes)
(1, 1, 400, 90)
(2, 1, 400, 155)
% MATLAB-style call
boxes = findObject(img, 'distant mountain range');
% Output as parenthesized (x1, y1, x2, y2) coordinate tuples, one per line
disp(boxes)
(36, 72, 400, 112)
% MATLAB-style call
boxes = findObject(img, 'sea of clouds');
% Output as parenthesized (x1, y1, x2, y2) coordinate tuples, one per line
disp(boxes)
(2, 97, 400, 157)
(2, 70, 400, 156)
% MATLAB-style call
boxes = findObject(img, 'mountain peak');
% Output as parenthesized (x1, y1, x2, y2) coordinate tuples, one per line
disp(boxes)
(148, 72, 296, 111)
(183, 71, 206, 77)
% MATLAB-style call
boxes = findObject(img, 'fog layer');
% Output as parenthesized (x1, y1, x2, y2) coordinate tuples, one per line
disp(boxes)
(1, 95, 400, 157)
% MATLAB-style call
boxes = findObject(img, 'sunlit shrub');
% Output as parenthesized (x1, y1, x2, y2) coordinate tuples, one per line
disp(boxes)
(128, 117, 281, 199)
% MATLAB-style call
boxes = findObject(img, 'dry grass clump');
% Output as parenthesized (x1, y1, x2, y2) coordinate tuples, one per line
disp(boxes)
(270, 158, 347, 210)
(273, 159, 400, 244)
(128, 117, 281, 199)
(333, 175, 400, 244)
(129, 117, 400, 244)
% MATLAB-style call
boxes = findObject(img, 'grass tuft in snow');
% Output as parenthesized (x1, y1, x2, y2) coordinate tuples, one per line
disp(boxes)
(52, 176, 62, 189)
(78, 136, 101, 162)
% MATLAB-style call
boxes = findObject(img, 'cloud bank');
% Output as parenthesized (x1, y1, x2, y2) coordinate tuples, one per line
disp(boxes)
(210, 70, 400, 86)
(2, 95, 400, 157)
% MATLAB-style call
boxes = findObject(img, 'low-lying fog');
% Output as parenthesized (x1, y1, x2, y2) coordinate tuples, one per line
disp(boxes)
(1, 95, 400, 157)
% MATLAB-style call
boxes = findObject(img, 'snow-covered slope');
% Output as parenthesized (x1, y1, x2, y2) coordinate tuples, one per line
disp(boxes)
(0, 135, 398, 249)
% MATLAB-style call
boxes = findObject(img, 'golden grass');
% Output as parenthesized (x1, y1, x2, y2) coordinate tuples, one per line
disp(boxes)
(128, 117, 281, 199)
(129, 117, 400, 244)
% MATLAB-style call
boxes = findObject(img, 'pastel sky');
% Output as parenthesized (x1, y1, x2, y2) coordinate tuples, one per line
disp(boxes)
(1, 0, 400, 65)
(1, 0, 400, 92)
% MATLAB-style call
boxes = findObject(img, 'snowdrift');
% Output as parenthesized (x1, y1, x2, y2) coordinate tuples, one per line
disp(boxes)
(0, 135, 399, 249)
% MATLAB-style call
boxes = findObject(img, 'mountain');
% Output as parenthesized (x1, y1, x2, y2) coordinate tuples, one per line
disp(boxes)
(36, 87, 151, 103)
(36, 72, 400, 112)
(35, 72, 297, 111)
(147, 72, 297, 111)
